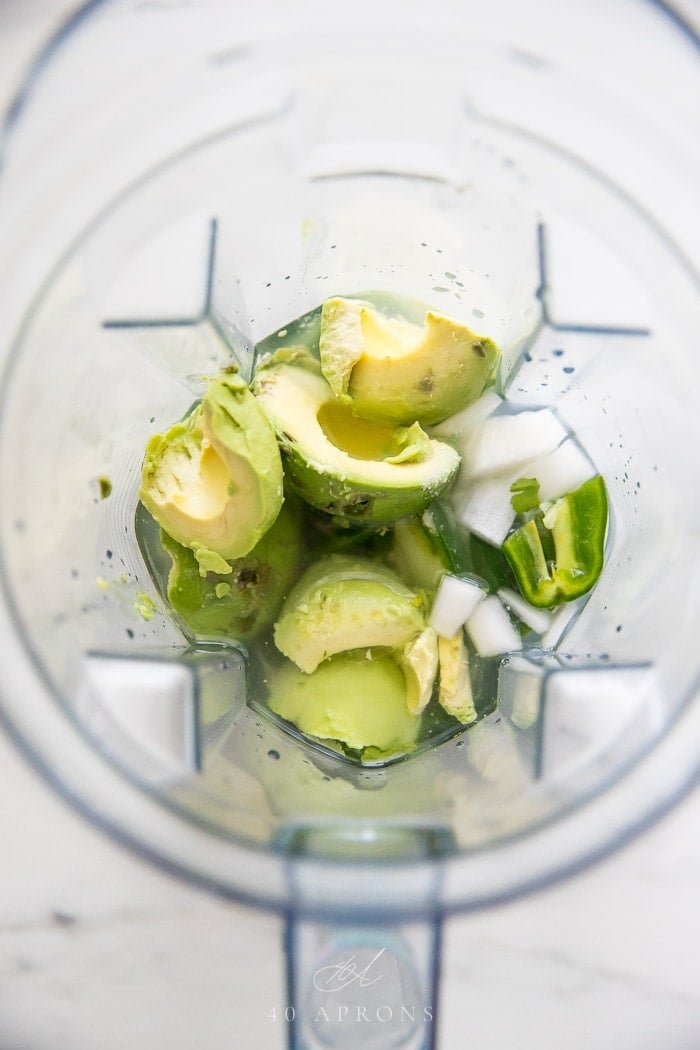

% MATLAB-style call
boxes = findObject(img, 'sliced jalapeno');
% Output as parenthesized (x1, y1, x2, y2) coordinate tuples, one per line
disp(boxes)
(502, 475, 608, 609)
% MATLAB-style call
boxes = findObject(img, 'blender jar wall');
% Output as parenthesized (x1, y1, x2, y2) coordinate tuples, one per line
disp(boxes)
(0, 0, 699, 916)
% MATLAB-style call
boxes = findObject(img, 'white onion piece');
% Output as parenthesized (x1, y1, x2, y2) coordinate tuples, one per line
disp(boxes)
(497, 587, 554, 636)
(466, 595, 522, 657)
(530, 438, 597, 502)
(429, 574, 487, 638)
(456, 474, 517, 547)
(462, 409, 568, 479)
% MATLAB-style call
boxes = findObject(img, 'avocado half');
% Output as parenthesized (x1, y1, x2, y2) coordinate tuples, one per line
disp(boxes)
(159, 495, 306, 643)
(139, 372, 284, 573)
(253, 355, 460, 526)
(268, 651, 422, 757)
(319, 296, 500, 425)
(274, 554, 427, 674)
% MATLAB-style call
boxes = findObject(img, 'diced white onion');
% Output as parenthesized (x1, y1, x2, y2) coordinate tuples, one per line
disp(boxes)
(462, 408, 568, 479)
(456, 474, 517, 547)
(529, 438, 597, 502)
(466, 594, 522, 657)
(497, 587, 554, 636)
(429, 574, 487, 638)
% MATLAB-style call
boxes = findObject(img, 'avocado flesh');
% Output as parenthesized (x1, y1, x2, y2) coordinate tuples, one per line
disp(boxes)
(398, 627, 439, 715)
(268, 651, 421, 755)
(319, 296, 500, 426)
(159, 496, 306, 642)
(140, 373, 284, 570)
(438, 631, 477, 725)
(274, 554, 426, 674)
(254, 359, 460, 526)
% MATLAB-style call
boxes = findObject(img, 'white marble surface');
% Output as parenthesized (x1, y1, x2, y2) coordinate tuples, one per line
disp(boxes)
(1, 3, 700, 1049)
(3, 723, 700, 1050)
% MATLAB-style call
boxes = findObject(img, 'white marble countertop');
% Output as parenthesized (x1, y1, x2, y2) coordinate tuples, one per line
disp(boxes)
(1, 4, 699, 1048)
(3, 717, 700, 1050)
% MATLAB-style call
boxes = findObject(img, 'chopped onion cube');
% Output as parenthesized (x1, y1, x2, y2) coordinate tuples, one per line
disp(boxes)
(456, 473, 517, 547)
(466, 594, 522, 657)
(462, 408, 568, 479)
(429, 574, 487, 638)
(530, 438, 597, 502)
(497, 587, 554, 635)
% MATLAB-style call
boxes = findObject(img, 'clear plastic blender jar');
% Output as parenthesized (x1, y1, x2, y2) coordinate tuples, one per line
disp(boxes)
(0, 2, 699, 1047)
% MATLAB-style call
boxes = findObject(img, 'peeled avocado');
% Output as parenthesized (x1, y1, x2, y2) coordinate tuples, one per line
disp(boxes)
(437, 631, 477, 725)
(319, 296, 500, 425)
(274, 554, 426, 674)
(139, 372, 284, 571)
(268, 651, 421, 755)
(397, 627, 440, 715)
(159, 496, 306, 642)
(254, 355, 460, 526)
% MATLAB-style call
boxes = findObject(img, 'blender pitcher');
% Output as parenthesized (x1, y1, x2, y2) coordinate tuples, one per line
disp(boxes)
(0, 1, 699, 1047)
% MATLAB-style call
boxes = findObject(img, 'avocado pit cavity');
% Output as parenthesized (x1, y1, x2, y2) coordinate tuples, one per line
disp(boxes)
(317, 398, 399, 461)
(254, 354, 459, 526)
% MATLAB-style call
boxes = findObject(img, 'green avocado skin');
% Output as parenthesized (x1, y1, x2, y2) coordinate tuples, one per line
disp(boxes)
(280, 441, 459, 526)
(160, 497, 306, 642)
